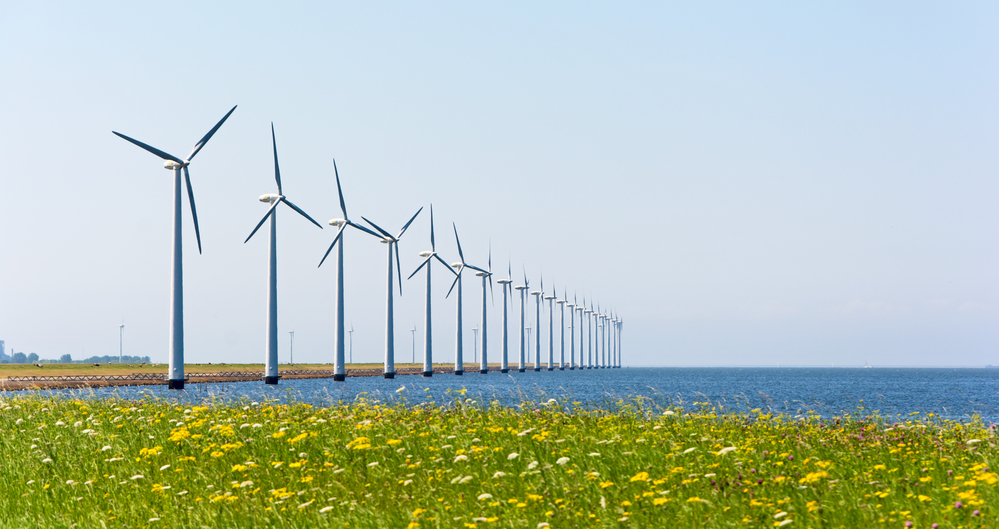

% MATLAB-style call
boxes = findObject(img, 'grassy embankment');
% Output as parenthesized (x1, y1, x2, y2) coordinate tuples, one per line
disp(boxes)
(0, 395, 995, 528)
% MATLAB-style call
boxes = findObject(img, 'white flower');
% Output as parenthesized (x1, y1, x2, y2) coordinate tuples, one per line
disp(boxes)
(556, 457, 570, 465)
(42, 458, 53, 464)
(320, 506, 334, 513)
(507, 453, 519, 460)
(663, 410, 675, 416)
(704, 473, 716, 478)
(477, 493, 493, 501)
(517, 428, 536, 437)
(367, 461, 379, 468)
(454, 455, 468, 463)
(459, 476, 473, 484)
(777, 520, 793, 527)
(160, 465, 171, 471)
(66, 480, 76, 485)
(403, 479, 413, 486)
(73, 421, 82, 428)
(55, 421, 65, 426)
(493, 471, 506, 478)
(149, 518, 160, 523)
(774, 512, 788, 519)
(538, 524, 550, 528)
(15, 419, 23, 425)
(683, 447, 697, 454)
(26, 480, 35, 485)
(588, 453, 601, 457)
(130, 475, 144, 480)
(717, 446, 737, 456)
(967, 439, 981, 445)
(546, 399, 558, 406)
(239, 481, 253, 488)
(396, 386, 406, 393)
(298, 501, 313, 509)
(527, 461, 539, 470)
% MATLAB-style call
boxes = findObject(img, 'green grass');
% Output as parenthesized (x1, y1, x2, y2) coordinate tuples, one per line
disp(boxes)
(0, 394, 995, 528)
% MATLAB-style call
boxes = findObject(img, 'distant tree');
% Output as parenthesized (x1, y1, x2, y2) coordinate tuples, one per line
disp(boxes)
(11, 352, 27, 363)
(27, 353, 39, 363)
(59, 354, 73, 363)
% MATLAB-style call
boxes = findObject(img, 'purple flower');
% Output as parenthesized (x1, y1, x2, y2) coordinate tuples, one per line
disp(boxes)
(932, 524, 939, 528)
(905, 522, 912, 528)
(955, 501, 963, 509)
(788, 455, 794, 461)
(757, 479, 763, 484)
(973, 510, 980, 517)
(947, 470, 953, 475)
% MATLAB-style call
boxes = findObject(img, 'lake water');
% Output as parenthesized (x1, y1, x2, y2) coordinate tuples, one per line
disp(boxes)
(20, 367, 999, 423)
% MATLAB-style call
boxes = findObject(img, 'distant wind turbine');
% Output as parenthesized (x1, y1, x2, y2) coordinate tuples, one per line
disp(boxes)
(445, 223, 487, 376)
(514, 269, 530, 372)
(473, 246, 494, 374)
(583, 300, 592, 369)
(318, 160, 385, 381)
(567, 294, 577, 370)
(544, 282, 556, 371)
(362, 208, 424, 378)
(406, 205, 456, 377)
(496, 263, 513, 373)
(530, 277, 543, 372)
(113, 105, 237, 389)
(244, 124, 323, 384)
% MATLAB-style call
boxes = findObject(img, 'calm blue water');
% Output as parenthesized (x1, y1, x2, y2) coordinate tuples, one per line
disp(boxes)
(18, 368, 999, 423)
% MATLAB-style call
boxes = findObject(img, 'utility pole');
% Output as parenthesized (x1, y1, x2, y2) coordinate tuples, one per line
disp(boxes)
(288, 330, 295, 364)
(472, 325, 478, 364)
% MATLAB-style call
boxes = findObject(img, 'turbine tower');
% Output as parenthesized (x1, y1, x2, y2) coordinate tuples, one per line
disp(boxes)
(514, 270, 529, 372)
(407, 205, 456, 377)
(474, 247, 494, 374)
(555, 292, 566, 370)
(445, 223, 487, 376)
(544, 283, 556, 371)
(318, 160, 385, 381)
(362, 208, 424, 378)
(530, 277, 542, 372)
(113, 105, 237, 389)
(583, 300, 592, 369)
(567, 294, 576, 370)
(496, 263, 513, 373)
(244, 124, 323, 384)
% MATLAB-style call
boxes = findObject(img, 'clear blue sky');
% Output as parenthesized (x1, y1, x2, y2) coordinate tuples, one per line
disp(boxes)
(1, 2, 996, 366)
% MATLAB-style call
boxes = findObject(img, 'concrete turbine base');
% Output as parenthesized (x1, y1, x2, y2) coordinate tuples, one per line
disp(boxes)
(384, 373, 395, 379)
(168, 380, 184, 390)
(422, 371, 433, 378)
(333, 374, 346, 381)
(264, 376, 279, 385)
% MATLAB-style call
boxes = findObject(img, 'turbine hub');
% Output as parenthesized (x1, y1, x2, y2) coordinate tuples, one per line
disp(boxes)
(496, 279, 512, 285)
(259, 193, 281, 203)
(451, 262, 462, 269)
(329, 218, 346, 227)
(163, 160, 188, 170)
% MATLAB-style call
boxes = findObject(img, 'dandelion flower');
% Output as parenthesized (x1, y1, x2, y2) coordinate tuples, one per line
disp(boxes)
(556, 457, 570, 465)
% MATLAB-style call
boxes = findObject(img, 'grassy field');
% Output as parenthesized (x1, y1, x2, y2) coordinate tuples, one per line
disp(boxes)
(0, 395, 995, 528)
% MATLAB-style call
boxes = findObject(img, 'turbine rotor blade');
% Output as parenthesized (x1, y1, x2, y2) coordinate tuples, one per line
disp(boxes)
(395, 242, 403, 296)
(271, 122, 282, 195)
(466, 264, 488, 274)
(408, 255, 433, 280)
(360, 216, 393, 239)
(346, 220, 383, 239)
(282, 197, 323, 229)
(445, 268, 462, 298)
(244, 199, 280, 243)
(183, 166, 202, 254)
(112, 131, 184, 163)
(333, 159, 348, 219)
(187, 105, 237, 161)
(433, 254, 457, 275)
(396, 207, 423, 239)
(318, 225, 346, 267)
(429, 204, 436, 251)
(453, 223, 465, 263)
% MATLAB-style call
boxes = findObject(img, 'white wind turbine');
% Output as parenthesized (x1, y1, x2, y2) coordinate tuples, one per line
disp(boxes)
(473, 247, 494, 374)
(406, 205, 456, 377)
(544, 281, 556, 371)
(567, 294, 577, 370)
(555, 291, 566, 370)
(514, 269, 530, 372)
(318, 160, 385, 381)
(496, 263, 513, 373)
(244, 124, 323, 384)
(583, 300, 593, 369)
(530, 276, 543, 372)
(113, 105, 237, 389)
(361, 208, 424, 379)
(444, 223, 487, 376)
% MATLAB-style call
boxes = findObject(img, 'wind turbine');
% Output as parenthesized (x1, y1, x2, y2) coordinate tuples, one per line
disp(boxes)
(555, 292, 566, 370)
(544, 282, 556, 371)
(118, 321, 124, 364)
(530, 277, 543, 372)
(348, 324, 355, 365)
(567, 294, 576, 370)
(473, 246, 494, 374)
(113, 105, 237, 389)
(406, 205, 456, 377)
(496, 263, 513, 373)
(583, 300, 592, 369)
(363, 208, 423, 378)
(514, 269, 529, 372)
(244, 124, 323, 384)
(444, 223, 487, 376)
(288, 330, 295, 365)
(318, 160, 385, 381)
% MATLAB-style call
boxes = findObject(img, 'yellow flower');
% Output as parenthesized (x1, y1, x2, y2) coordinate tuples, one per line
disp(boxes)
(653, 498, 670, 506)
(412, 508, 427, 517)
(919, 476, 932, 482)
(210, 451, 224, 458)
(918, 495, 932, 502)
(599, 481, 614, 489)
(272, 431, 286, 439)
(630, 471, 649, 482)
(387, 439, 402, 446)
(230, 464, 247, 473)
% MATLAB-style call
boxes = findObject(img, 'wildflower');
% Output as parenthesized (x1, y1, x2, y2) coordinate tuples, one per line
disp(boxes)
(367, 461, 379, 468)
(493, 471, 506, 478)
(507, 453, 519, 460)
(599, 481, 614, 489)
(717, 446, 737, 456)
(159, 464, 170, 471)
(412, 508, 427, 517)
(130, 475, 144, 480)
(42, 458, 53, 464)
(149, 518, 160, 523)
(538, 524, 550, 528)
(396, 386, 406, 393)
(556, 457, 570, 465)
(653, 497, 670, 506)
(588, 453, 601, 457)
(478, 493, 493, 501)
(630, 471, 649, 482)
(320, 506, 334, 513)
(777, 521, 793, 527)
(101, 446, 112, 451)
(454, 455, 468, 463)
(527, 461, 538, 470)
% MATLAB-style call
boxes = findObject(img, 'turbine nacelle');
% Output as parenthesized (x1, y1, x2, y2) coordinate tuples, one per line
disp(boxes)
(259, 193, 281, 204)
(163, 160, 190, 170)
(419, 251, 434, 257)
(514, 285, 528, 291)
(530, 291, 541, 296)
(329, 218, 346, 227)
(496, 279, 512, 285)
(451, 262, 462, 269)
(474, 271, 489, 277)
